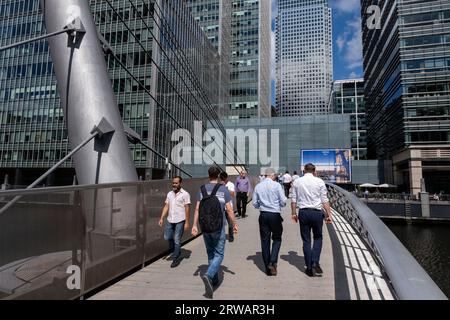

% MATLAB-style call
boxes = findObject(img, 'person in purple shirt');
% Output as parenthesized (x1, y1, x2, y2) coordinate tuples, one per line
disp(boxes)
(235, 171, 252, 218)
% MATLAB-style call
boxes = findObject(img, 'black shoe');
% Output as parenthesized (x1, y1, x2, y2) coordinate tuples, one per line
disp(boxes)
(170, 257, 182, 268)
(265, 268, 272, 276)
(305, 268, 314, 277)
(313, 264, 323, 275)
(202, 275, 214, 299)
(268, 264, 277, 276)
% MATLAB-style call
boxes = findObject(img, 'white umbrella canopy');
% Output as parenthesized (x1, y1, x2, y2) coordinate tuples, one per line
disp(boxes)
(378, 183, 397, 188)
(359, 183, 378, 188)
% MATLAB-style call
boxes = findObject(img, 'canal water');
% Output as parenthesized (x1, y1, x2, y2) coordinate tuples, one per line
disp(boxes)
(387, 223, 450, 298)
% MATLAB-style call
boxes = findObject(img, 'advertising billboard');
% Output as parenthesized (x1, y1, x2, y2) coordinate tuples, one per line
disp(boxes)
(301, 149, 352, 183)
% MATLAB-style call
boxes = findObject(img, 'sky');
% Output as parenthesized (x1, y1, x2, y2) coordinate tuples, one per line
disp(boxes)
(271, 0, 364, 105)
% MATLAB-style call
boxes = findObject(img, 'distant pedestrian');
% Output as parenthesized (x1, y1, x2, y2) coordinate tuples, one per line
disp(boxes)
(158, 176, 191, 268)
(220, 171, 236, 242)
(253, 168, 287, 276)
(292, 171, 300, 182)
(291, 163, 332, 277)
(282, 171, 292, 197)
(235, 171, 252, 218)
(192, 166, 238, 299)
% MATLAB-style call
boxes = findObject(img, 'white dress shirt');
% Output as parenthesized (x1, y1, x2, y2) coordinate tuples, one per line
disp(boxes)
(282, 173, 292, 183)
(165, 188, 191, 223)
(291, 173, 329, 210)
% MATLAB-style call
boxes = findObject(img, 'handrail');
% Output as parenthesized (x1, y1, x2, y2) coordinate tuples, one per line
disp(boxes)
(326, 182, 448, 300)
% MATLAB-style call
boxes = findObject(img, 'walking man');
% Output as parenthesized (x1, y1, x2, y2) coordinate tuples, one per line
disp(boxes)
(253, 168, 287, 276)
(235, 171, 252, 218)
(291, 163, 332, 277)
(192, 167, 238, 299)
(158, 176, 191, 268)
(220, 171, 236, 242)
(282, 171, 292, 197)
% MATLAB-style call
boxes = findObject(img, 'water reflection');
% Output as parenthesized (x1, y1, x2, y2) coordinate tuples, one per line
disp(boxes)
(387, 223, 450, 298)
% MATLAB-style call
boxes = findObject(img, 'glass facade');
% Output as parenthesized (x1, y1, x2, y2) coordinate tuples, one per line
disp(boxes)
(0, 0, 227, 184)
(333, 79, 367, 160)
(187, 0, 271, 120)
(276, 0, 333, 116)
(362, 0, 450, 160)
(185, 0, 230, 118)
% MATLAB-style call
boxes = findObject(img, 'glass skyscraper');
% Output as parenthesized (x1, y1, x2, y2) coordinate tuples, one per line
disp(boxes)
(362, 0, 450, 194)
(0, 0, 227, 184)
(332, 79, 367, 160)
(276, 0, 333, 117)
(187, 0, 271, 119)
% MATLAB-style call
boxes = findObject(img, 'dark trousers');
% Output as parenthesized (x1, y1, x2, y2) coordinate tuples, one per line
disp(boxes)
(283, 183, 291, 198)
(236, 192, 248, 217)
(259, 211, 283, 269)
(298, 209, 324, 269)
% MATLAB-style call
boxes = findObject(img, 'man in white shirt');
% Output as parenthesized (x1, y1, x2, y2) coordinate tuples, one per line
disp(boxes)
(220, 171, 236, 242)
(282, 171, 292, 197)
(292, 171, 300, 181)
(159, 176, 191, 268)
(291, 163, 332, 277)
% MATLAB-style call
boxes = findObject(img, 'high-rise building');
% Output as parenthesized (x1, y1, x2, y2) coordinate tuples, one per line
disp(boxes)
(0, 0, 227, 185)
(187, 0, 271, 119)
(332, 79, 367, 160)
(185, 0, 230, 118)
(276, 0, 333, 117)
(362, 0, 450, 195)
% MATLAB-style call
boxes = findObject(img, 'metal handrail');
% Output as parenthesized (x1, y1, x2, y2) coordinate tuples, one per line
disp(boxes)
(326, 182, 447, 300)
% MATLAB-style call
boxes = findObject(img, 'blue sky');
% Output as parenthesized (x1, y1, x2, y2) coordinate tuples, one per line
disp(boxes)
(271, 0, 363, 105)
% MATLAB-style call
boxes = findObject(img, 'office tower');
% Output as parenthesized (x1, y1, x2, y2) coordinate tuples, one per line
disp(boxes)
(276, 0, 333, 116)
(333, 79, 367, 160)
(188, 0, 271, 119)
(362, 0, 450, 195)
(0, 0, 226, 184)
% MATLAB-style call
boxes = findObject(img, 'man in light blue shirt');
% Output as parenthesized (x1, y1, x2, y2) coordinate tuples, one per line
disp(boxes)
(253, 168, 287, 276)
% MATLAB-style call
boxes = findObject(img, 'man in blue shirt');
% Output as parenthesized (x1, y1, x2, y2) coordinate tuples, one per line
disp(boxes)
(253, 168, 287, 276)
(192, 166, 238, 299)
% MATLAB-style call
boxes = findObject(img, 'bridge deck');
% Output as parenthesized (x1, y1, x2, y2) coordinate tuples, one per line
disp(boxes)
(90, 206, 394, 300)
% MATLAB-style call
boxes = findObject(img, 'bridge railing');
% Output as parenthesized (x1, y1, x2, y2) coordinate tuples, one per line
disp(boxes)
(0, 176, 257, 300)
(0, 178, 223, 300)
(327, 182, 448, 300)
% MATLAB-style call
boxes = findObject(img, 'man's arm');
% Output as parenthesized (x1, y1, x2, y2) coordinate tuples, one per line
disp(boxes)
(290, 183, 298, 222)
(191, 201, 200, 236)
(320, 182, 332, 223)
(323, 202, 332, 224)
(184, 204, 190, 230)
(184, 193, 191, 230)
(226, 202, 238, 233)
(252, 188, 260, 209)
(278, 184, 287, 207)
(159, 202, 169, 227)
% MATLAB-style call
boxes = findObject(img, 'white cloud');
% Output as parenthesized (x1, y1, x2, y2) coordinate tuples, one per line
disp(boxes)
(336, 16, 363, 71)
(330, 0, 360, 14)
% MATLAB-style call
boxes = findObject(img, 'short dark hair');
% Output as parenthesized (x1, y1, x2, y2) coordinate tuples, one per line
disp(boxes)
(285, 171, 289, 174)
(173, 176, 182, 183)
(219, 171, 228, 181)
(208, 166, 221, 179)
(293, 171, 297, 175)
(304, 163, 316, 173)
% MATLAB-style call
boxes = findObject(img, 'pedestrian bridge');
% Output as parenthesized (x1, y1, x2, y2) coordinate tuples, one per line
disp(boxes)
(0, 178, 446, 300)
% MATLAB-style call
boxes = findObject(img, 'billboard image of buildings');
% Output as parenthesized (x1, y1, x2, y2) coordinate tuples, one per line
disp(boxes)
(301, 149, 352, 183)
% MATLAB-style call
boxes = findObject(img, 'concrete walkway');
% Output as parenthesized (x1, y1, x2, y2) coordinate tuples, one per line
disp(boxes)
(90, 206, 394, 300)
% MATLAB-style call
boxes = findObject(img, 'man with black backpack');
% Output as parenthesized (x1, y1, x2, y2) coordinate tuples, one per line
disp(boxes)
(191, 166, 238, 299)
